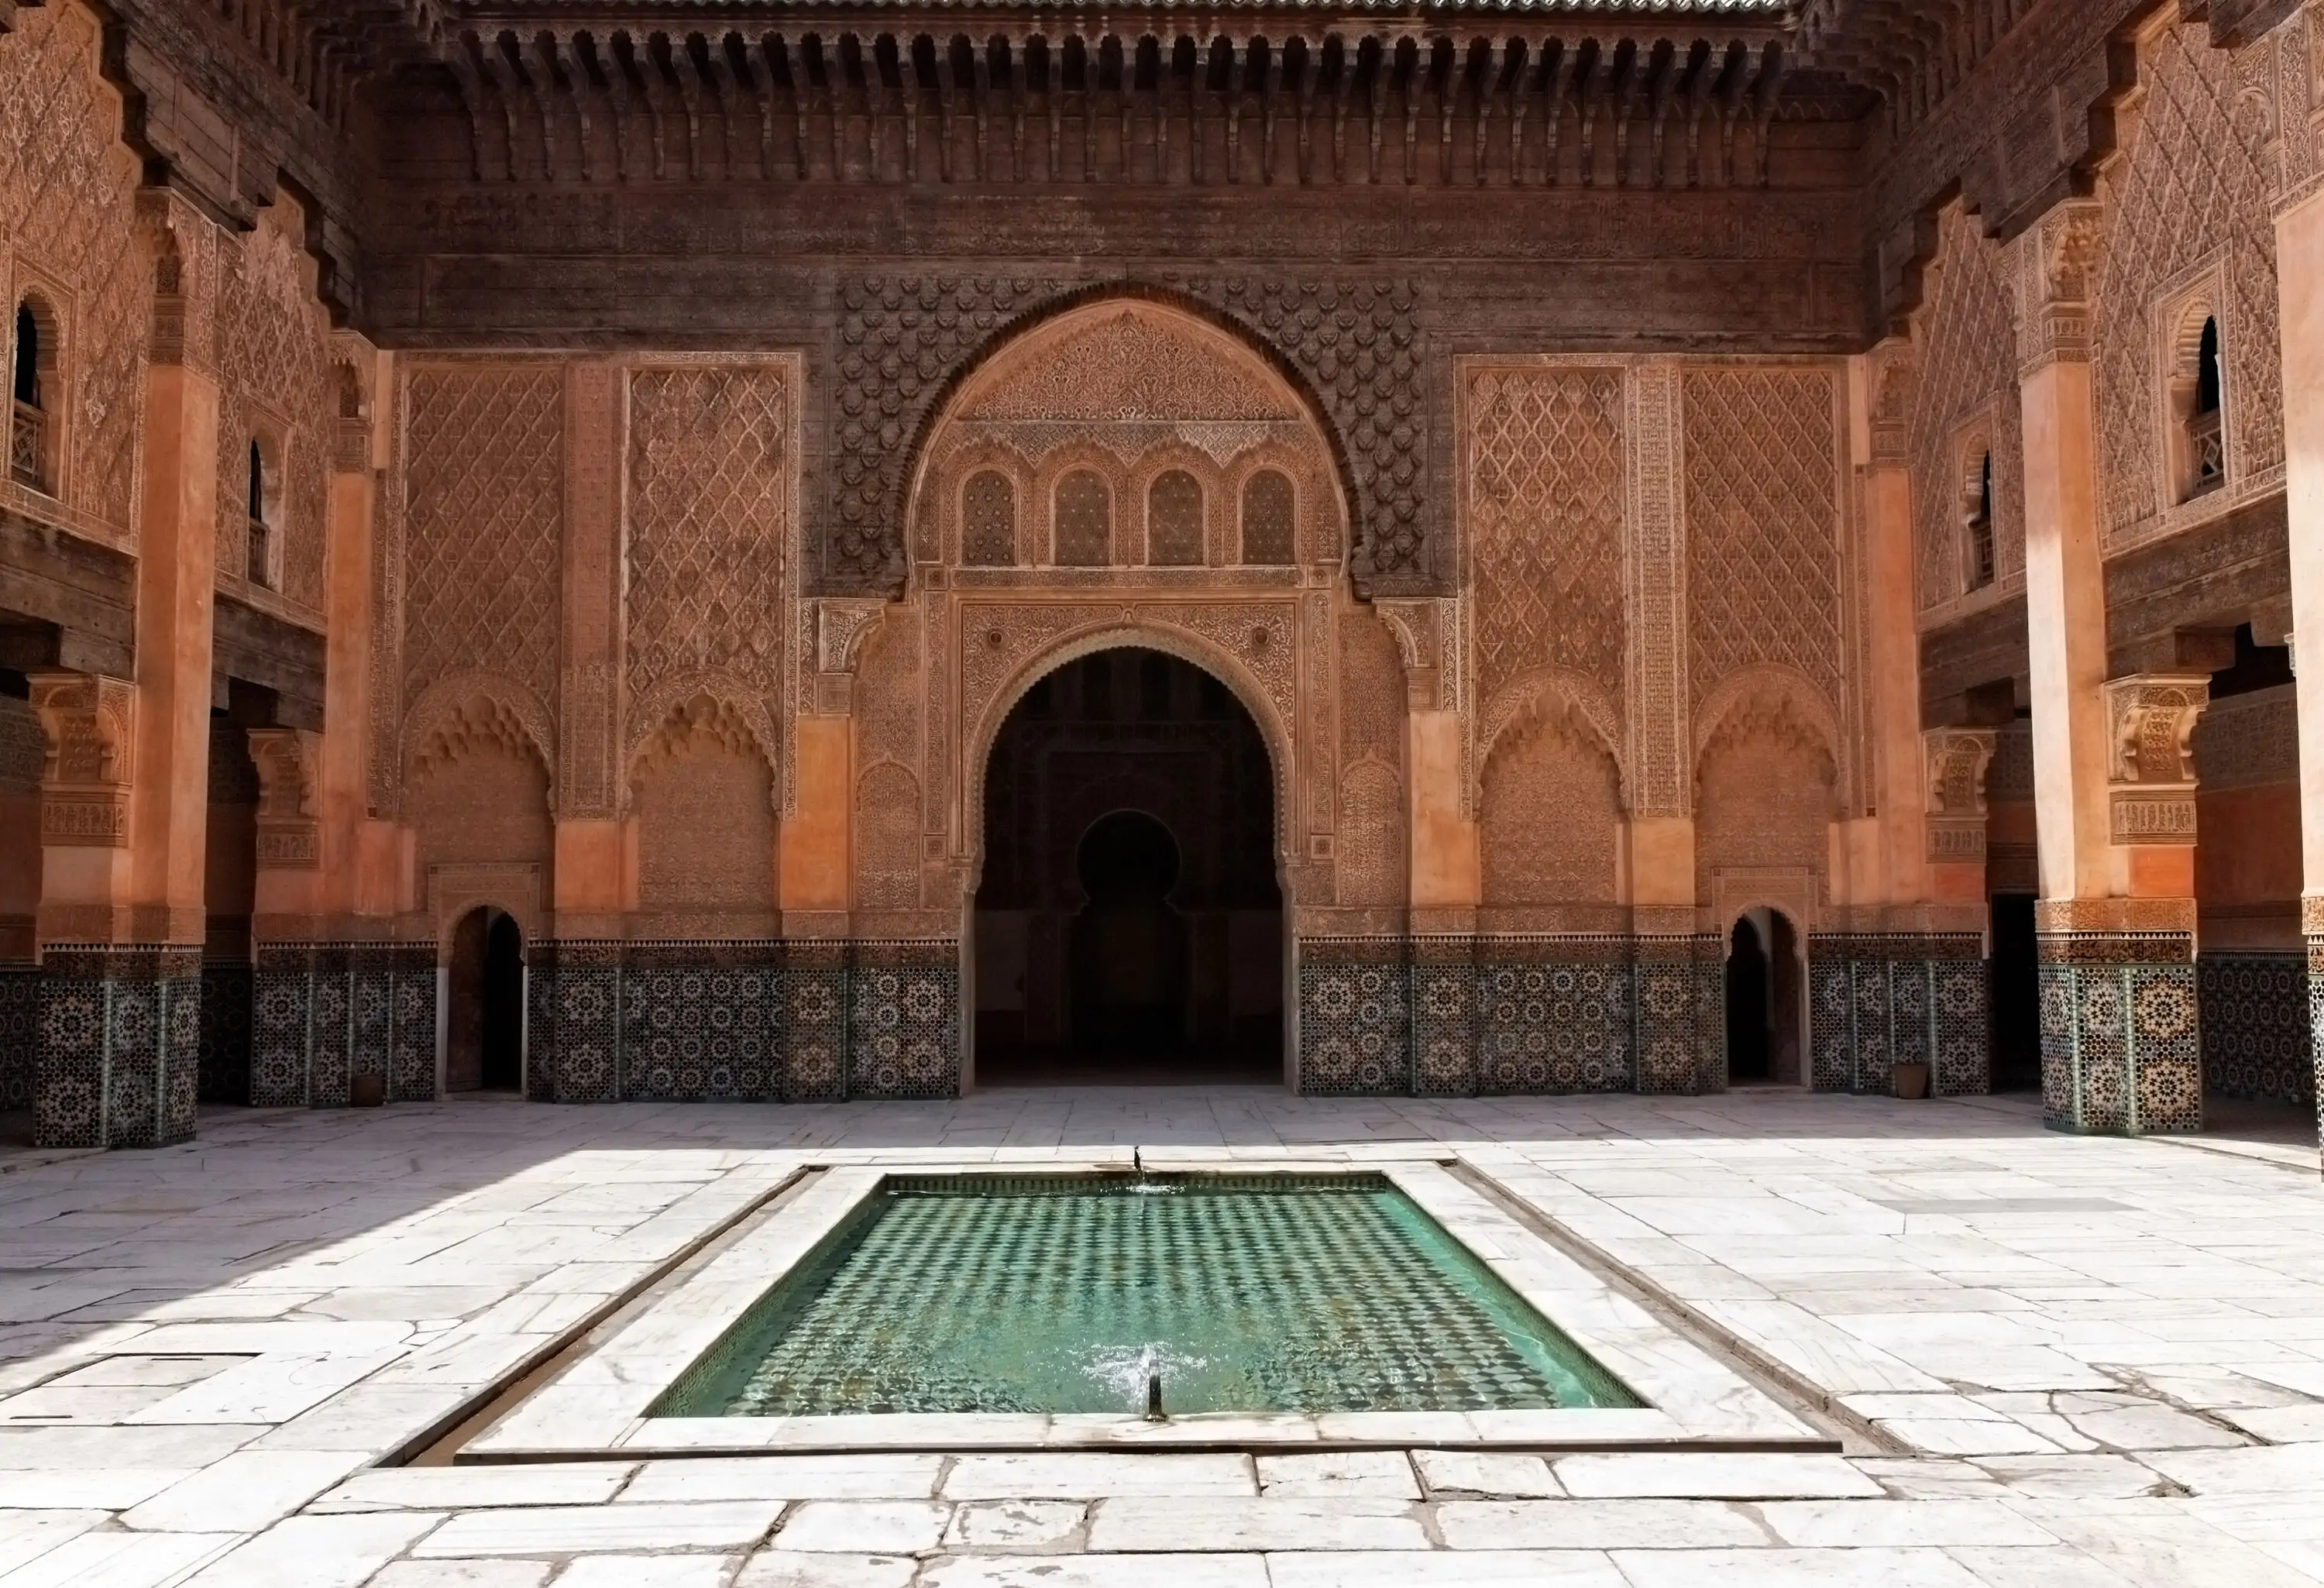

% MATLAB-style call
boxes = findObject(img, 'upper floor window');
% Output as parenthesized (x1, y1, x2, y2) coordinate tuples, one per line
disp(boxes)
(246, 438, 274, 587)
(1240, 469, 1294, 565)
(1147, 470, 1204, 565)
(10, 299, 55, 495)
(1054, 470, 1111, 565)
(2188, 316, 2224, 498)
(1962, 452, 1995, 593)
(962, 470, 1016, 566)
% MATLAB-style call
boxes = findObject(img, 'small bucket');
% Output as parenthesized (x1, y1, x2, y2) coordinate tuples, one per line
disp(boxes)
(349, 1073, 387, 1109)
(1891, 1061, 1930, 1102)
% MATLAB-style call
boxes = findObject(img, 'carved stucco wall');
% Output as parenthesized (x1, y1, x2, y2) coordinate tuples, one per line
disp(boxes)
(0, 0, 150, 541)
(1909, 204, 2027, 616)
(1480, 703, 1623, 919)
(212, 198, 333, 620)
(2095, 18, 2287, 551)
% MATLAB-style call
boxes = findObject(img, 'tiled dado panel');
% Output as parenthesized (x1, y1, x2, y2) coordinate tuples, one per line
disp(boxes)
(1808, 936, 1990, 1098)
(0, 964, 36, 1111)
(1298, 936, 1709, 1098)
(34, 947, 201, 1150)
(2040, 933, 2202, 1136)
(250, 944, 438, 1108)
(528, 940, 957, 1103)
(2199, 953, 2313, 1107)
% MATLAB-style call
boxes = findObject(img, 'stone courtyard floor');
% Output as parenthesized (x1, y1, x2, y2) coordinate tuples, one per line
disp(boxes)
(0, 1086, 2322, 1585)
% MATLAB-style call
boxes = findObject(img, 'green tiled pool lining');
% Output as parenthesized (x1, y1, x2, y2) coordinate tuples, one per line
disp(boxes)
(653, 1173, 1641, 1418)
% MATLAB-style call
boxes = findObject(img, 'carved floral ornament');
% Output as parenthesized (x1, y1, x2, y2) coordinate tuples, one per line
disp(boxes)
(2104, 672, 2212, 845)
(27, 671, 135, 847)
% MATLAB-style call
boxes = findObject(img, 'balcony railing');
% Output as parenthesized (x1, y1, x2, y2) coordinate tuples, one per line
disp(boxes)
(246, 517, 271, 586)
(2191, 409, 2225, 497)
(9, 400, 44, 492)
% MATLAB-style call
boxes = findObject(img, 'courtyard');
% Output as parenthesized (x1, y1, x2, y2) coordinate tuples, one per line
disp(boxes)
(0, 1089, 2315, 1586)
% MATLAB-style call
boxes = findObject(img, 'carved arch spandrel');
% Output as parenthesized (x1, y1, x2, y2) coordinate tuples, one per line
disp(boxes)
(1691, 663, 1848, 813)
(622, 673, 779, 801)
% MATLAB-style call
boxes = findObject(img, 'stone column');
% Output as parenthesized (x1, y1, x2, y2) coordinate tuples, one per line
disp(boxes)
(27, 672, 197, 1147)
(2280, 180, 2324, 1161)
(2014, 200, 2203, 1134)
(1377, 596, 1465, 1097)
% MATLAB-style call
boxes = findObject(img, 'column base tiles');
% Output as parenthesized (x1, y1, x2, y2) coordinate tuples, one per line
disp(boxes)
(32, 945, 201, 1150)
(2039, 932, 2203, 1136)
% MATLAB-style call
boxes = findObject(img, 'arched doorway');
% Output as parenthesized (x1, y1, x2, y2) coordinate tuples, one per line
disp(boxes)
(975, 647, 1282, 1084)
(1725, 909, 1803, 1086)
(447, 906, 526, 1092)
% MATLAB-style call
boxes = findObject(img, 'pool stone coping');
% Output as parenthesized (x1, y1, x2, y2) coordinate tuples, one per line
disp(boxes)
(464, 1158, 1827, 1459)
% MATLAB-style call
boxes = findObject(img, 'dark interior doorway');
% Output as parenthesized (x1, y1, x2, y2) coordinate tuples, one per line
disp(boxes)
(1727, 917, 1772, 1082)
(1989, 892, 2040, 1091)
(976, 647, 1283, 1084)
(1069, 811, 1190, 1056)
(448, 906, 525, 1092)
(1725, 909, 1803, 1085)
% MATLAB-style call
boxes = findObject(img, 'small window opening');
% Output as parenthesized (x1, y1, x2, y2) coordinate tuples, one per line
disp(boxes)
(10, 301, 50, 493)
(1963, 452, 1995, 593)
(246, 439, 272, 587)
(2189, 317, 2224, 497)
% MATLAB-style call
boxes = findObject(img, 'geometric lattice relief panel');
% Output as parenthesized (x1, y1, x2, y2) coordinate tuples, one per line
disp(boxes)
(626, 366, 793, 714)
(0, 4, 147, 534)
(1682, 368, 1844, 706)
(400, 368, 565, 714)
(1480, 713, 1621, 908)
(1910, 207, 2025, 610)
(213, 203, 332, 610)
(2095, 21, 2284, 543)
(635, 740, 777, 914)
(1465, 366, 1626, 713)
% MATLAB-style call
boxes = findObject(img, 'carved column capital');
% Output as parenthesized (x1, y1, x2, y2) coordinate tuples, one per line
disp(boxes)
(246, 727, 324, 869)
(328, 334, 380, 476)
(27, 671, 136, 847)
(1866, 339, 1917, 469)
(1921, 727, 1996, 864)
(2103, 673, 2212, 844)
(2009, 199, 2104, 378)
(134, 190, 221, 378)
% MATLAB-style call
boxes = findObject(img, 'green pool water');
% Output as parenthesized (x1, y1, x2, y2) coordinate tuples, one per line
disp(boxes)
(654, 1174, 1639, 1418)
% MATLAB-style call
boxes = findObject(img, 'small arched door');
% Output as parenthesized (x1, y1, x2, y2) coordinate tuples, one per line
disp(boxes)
(447, 907, 526, 1092)
(1725, 909, 1804, 1085)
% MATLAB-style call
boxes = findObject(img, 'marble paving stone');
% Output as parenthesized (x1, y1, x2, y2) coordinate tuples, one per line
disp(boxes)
(1411, 1449, 1563, 1497)
(916, 1556, 1270, 1587)
(0, 1467, 191, 1507)
(943, 1454, 1256, 1499)
(1084, 1496, 1429, 1552)
(415, 1500, 786, 1556)
(942, 1500, 1087, 1551)
(179, 1511, 443, 1588)
(1611, 1546, 1991, 1586)
(1254, 1452, 1420, 1497)
(1432, 1498, 1767, 1550)
(312, 1463, 634, 1511)
(120, 1446, 370, 1531)
(771, 1500, 953, 1553)
(620, 1456, 944, 1504)
(1552, 1453, 1884, 1499)
(731, 1555, 919, 1588)
(1264, 1551, 1628, 1585)
(1758, 1499, 2060, 1546)
(370, 1564, 555, 1588)
(0, 1529, 239, 1588)
(552, 1555, 739, 1586)
(0, 1508, 105, 1575)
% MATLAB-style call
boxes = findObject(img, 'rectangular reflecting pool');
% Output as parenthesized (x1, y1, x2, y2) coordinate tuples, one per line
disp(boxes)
(652, 1173, 1638, 1418)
